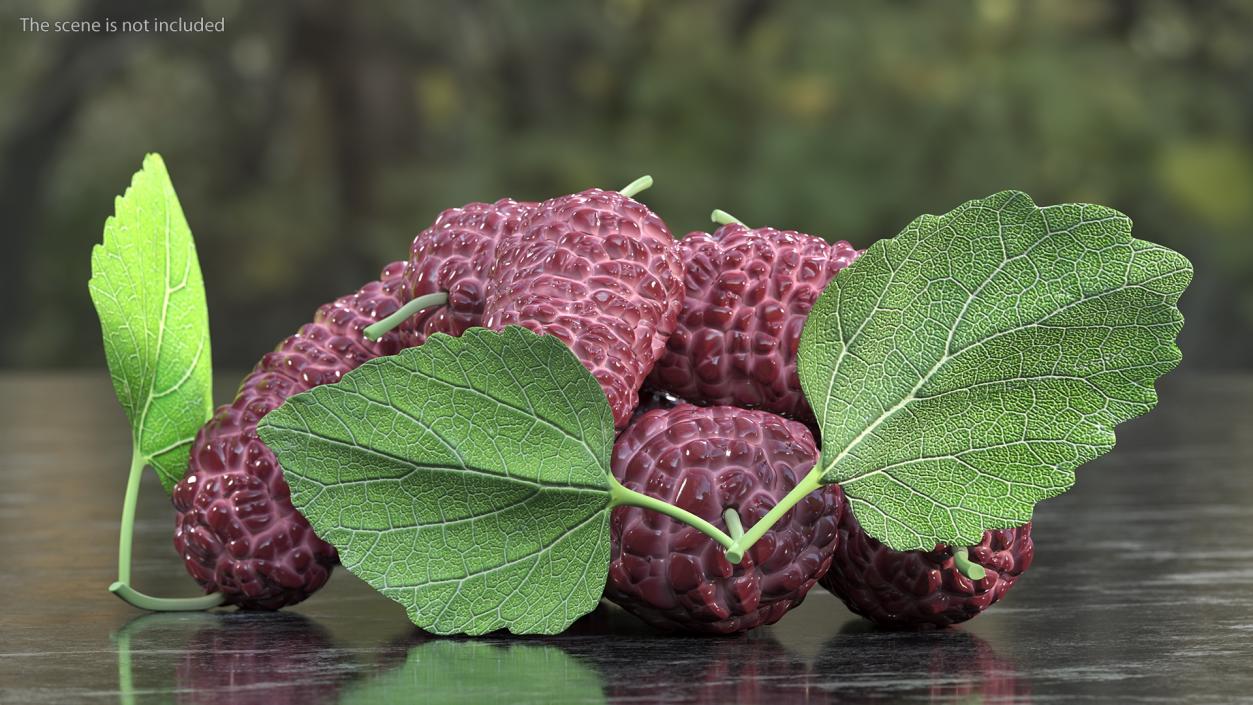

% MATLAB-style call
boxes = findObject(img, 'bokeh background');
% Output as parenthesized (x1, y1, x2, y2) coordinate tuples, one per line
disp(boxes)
(2, 0, 1249, 369)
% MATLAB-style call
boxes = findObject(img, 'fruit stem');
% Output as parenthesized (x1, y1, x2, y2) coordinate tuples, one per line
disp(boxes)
(111, 447, 226, 612)
(953, 546, 987, 581)
(710, 209, 745, 226)
(618, 175, 654, 199)
(724, 464, 822, 564)
(109, 582, 225, 611)
(609, 476, 736, 551)
(723, 508, 745, 541)
(116, 448, 143, 586)
(362, 291, 450, 341)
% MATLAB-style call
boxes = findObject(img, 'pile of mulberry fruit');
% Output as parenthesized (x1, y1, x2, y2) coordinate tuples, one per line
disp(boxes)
(166, 181, 1036, 634)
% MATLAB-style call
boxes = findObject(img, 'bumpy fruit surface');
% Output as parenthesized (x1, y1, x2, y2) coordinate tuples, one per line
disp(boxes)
(649, 224, 860, 423)
(173, 262, 424, 609)
(482, 188, 684, 428)
(607, 404, 842, 634)
(820, 488, 1034, 629)
(405, 198, 535, 338)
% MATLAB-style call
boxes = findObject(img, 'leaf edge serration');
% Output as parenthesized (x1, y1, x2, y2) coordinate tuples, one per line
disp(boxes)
(798, 190, 1192, 551)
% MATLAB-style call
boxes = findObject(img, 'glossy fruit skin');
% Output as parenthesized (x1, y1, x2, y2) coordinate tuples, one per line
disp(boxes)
(406, 198, 535, 338)
(820, 487, 1034, 629)
(173, 261, 425, 609)
(606, 404, 842, 634)
(649, 224, 860, 424)
(483, 188, 684, 429)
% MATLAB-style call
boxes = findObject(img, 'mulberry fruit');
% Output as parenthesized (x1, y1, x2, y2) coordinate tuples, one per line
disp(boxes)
(173, 261, 425, 609)
(483, 187, 684, 428)
(606, 404, 842, 633)
(820, 489, 1034, 629)
(649, 222, 860, 423)
(404, 198, 535, 338)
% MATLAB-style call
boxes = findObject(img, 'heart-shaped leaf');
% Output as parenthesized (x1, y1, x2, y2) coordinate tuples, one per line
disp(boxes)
(799, 191, 1191, 551)
(258, 326, 615, 635)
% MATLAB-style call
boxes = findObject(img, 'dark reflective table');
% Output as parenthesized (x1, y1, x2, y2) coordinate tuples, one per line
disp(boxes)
(2, 372, 1252, 704)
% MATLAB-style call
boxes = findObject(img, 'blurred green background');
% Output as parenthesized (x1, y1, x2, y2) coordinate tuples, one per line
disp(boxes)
(1, 0, 1248, 369)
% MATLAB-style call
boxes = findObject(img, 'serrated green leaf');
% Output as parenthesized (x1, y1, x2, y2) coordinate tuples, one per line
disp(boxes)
(89, 153, 213, 493)
(798, 191, 1191, 551)
(339, 641, 606, 705)
(257, 326, 616, 636)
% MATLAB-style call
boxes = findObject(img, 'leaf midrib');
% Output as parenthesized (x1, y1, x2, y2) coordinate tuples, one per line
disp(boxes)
(819, 207, 1182, 488)
(269, 417, 611, 493)
(130, 182, 200, 466)
(392, 351, 607, 480)
(819, 196, 1037, 480)
(376, 508, 607, 591)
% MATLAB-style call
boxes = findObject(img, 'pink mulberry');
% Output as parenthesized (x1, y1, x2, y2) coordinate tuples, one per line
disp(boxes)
(483, 188, 684, 428)
(650, 223, 860, 423)
(404, 198, 535, 338)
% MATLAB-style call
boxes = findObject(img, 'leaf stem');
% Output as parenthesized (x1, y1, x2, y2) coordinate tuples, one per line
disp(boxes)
(710, 209, 745, 226)
(723, 508, 745, 541)
(618, 175, 653, 198)
(724, 464, 823, 564)
(111, 446, 225, 611)
(116, 449, 144, 586)
(608, 476, 735, 551)
(363, 292, 450, 341)
(953, 547, 987, 581)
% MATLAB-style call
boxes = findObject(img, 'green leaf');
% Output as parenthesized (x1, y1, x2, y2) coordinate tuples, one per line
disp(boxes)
(89, 153, 213, 493)
(257, 326, 616, 636)
(798, 191, 1191, 551)
(339, 641, 606, 705)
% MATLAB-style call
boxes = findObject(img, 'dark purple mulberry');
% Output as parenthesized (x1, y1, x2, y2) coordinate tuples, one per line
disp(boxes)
(173, 261, 425, 609)
(483, 188, 684, 428)
(649, 224, 860, 423)
(606, 404, 842, 634)
(820, 488, 1035, 629)
(405, 198, 534, 338)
